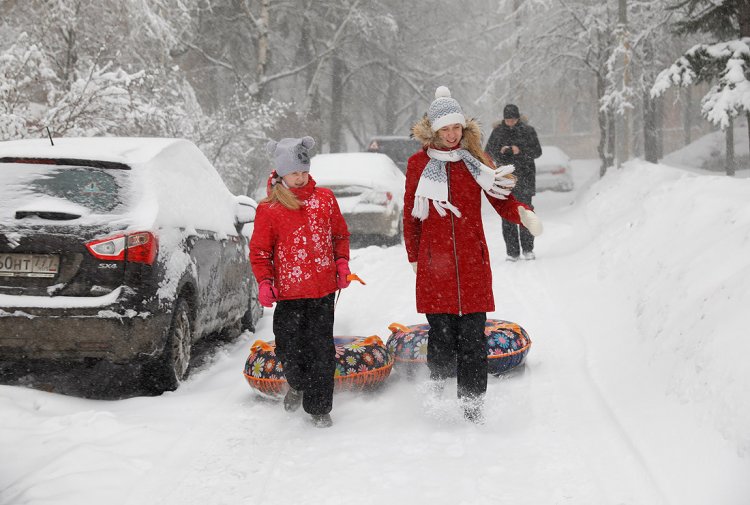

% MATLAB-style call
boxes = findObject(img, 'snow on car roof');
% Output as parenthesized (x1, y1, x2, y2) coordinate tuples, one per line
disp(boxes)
(0, 137, 190, 167)
(0, 137, 241, 236)
(311, 152, 405, 189)
(537, 145, 570, 166)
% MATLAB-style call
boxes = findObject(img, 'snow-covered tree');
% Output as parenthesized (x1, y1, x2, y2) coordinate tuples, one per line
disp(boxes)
(0, 1, 198, 139)
(0, 33, 56, 140)
(602, 1, 683, 163)
(652, 0, 750, 175)
(0, 0, 289, 194)
(481, 0, 621, 173)
(652, 39, 750, 130)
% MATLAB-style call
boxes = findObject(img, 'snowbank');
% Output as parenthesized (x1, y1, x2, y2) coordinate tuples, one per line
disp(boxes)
(663, 125, 749, 173)
(549, 161, 750, 504)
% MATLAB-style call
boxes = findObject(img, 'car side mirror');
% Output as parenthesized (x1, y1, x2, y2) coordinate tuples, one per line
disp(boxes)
(235, 195, 257, 224)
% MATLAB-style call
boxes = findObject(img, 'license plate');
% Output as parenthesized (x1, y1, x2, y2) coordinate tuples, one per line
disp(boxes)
(0, 253, 60, 278)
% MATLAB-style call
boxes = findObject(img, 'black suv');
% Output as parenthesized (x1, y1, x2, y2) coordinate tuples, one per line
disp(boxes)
(365, 135, 421, 174)
(0, 137, 260, 393)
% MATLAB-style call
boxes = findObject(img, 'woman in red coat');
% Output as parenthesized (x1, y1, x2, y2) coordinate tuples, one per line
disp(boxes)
(250, 136, 351, 428)
(403, 87, 543, 423)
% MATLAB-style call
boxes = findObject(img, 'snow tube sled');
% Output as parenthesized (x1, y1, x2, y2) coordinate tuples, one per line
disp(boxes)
(386, 319, 531, 375)
(243, 335, 394, 396)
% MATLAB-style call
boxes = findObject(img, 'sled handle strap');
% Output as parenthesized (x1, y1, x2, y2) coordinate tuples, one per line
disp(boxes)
(346, 273, 366, 285)
(388, 322, 411, 334)
(251, 340, 274, 353)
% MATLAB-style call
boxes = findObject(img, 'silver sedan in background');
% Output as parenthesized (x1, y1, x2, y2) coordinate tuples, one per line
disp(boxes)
(311, 152, 405, 245)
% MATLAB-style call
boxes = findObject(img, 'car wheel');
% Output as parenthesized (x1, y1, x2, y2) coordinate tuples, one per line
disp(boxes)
(146, 297, 192, 393)
(218, 317, 243, 342)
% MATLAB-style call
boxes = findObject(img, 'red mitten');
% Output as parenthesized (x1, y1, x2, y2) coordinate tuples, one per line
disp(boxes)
(336, 258, 351, 289)
(258, 280, 278, 307)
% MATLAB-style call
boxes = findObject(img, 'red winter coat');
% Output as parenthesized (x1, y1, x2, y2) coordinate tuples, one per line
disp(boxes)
(250, 176, 350, 301)
(403, 148, 529, 315)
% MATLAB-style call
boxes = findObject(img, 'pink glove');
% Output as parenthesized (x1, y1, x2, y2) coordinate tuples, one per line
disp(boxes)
(258, 279, 278, 307)
(336, 258, 351, 289)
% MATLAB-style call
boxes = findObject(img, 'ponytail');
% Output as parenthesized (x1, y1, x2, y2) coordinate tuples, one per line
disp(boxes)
(261, 181, 302, 210)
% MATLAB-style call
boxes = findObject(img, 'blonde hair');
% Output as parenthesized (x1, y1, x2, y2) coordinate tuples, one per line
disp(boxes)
(461, 131, 493, 167)
(261, 181, 302, 210)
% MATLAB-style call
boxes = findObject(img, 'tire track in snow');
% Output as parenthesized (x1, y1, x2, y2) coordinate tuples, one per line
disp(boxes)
(119, 345, 302, 505)
(495, 254, 668, 504)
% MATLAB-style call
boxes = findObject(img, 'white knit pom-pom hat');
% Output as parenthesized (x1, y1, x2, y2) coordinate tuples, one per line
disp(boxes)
(427, 86, 466, 131)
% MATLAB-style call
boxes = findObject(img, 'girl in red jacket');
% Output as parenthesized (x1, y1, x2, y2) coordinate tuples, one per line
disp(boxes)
(250, 136, 351, 428)
(403, 87, 543, 423)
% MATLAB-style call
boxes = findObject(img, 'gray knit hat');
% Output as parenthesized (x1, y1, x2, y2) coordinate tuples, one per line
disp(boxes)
(266, 136, 315, 177)
(427, 86, 466, 131)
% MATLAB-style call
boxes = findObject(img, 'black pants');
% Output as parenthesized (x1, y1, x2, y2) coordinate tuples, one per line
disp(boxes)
(426, 312, 487, 399)
(503, 191, 534, 257)
(273, 293, 336, 416)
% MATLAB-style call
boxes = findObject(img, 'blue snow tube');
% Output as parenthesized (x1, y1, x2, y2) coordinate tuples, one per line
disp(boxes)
(385, 319, 532, 376)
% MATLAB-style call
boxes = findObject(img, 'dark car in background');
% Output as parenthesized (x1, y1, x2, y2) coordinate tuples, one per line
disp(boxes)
(365, 135, 421, 174)
(0, 137, 259, 393)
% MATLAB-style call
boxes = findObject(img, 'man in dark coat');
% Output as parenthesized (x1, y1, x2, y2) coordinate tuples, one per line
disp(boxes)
(485, 104, 543, 260)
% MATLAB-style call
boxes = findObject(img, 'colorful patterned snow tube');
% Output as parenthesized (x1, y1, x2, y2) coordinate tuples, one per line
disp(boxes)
(243, 335, 394, 396)
(386, 319, 531, 376)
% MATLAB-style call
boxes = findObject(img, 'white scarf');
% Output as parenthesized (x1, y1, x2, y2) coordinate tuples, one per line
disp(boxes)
(412, 148, 514, 220)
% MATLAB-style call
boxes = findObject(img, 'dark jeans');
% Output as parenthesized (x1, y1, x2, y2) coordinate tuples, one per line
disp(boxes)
(503, 191, 534, 257)
(273, 293, 336, 416)
(426, 312, 487, 399)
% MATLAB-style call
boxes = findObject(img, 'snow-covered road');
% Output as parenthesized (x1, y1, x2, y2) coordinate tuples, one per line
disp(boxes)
(2, 160, 748, 505)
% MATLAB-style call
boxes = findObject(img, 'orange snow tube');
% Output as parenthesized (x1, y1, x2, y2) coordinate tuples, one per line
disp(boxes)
(243, 335, 394, 397)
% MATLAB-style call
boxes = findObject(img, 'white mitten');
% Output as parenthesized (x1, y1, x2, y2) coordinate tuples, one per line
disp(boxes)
(494, 164, 517, 189)
(477, 163, 512, 199)
(518, 206, 543, 236)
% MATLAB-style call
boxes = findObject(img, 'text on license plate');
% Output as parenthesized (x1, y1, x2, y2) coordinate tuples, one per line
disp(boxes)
(0, 253, 60, 278)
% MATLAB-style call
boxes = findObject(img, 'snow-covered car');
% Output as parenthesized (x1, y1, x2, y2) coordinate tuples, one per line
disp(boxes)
(365, 135, 421, 174)
(0, 137, 259, 393)
(310, 152, 405, 244)
(536, 145, 574, 192)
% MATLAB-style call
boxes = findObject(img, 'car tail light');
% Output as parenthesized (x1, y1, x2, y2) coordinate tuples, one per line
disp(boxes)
(551, 166, 567, 174)
(86, 232, 158, 265)
(362, 191, 393, 205)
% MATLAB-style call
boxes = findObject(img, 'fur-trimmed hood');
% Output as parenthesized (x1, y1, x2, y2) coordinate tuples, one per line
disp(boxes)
(411, 116, 489, 164)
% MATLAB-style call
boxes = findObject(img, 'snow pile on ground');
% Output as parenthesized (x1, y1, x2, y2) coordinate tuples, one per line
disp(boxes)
(0, 159, 748, 505)
(546, 161, 750, 504)
(662, 125, 748, 173)
(584, 162, 750, 452)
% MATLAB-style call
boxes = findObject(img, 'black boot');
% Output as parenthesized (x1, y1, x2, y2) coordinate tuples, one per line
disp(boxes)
(310, 413, 333, 428)
(463, 404, 485, 424)
(283, 387, 303, 412)
(461, 396, 485, 425)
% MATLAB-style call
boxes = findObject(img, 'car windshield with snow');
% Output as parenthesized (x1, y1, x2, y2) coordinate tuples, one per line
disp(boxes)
(0, 137, 260, 394)
(310, 152, 405, 245)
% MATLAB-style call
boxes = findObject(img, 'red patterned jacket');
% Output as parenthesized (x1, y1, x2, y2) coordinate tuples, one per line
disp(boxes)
(250, 176, 350, 300)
